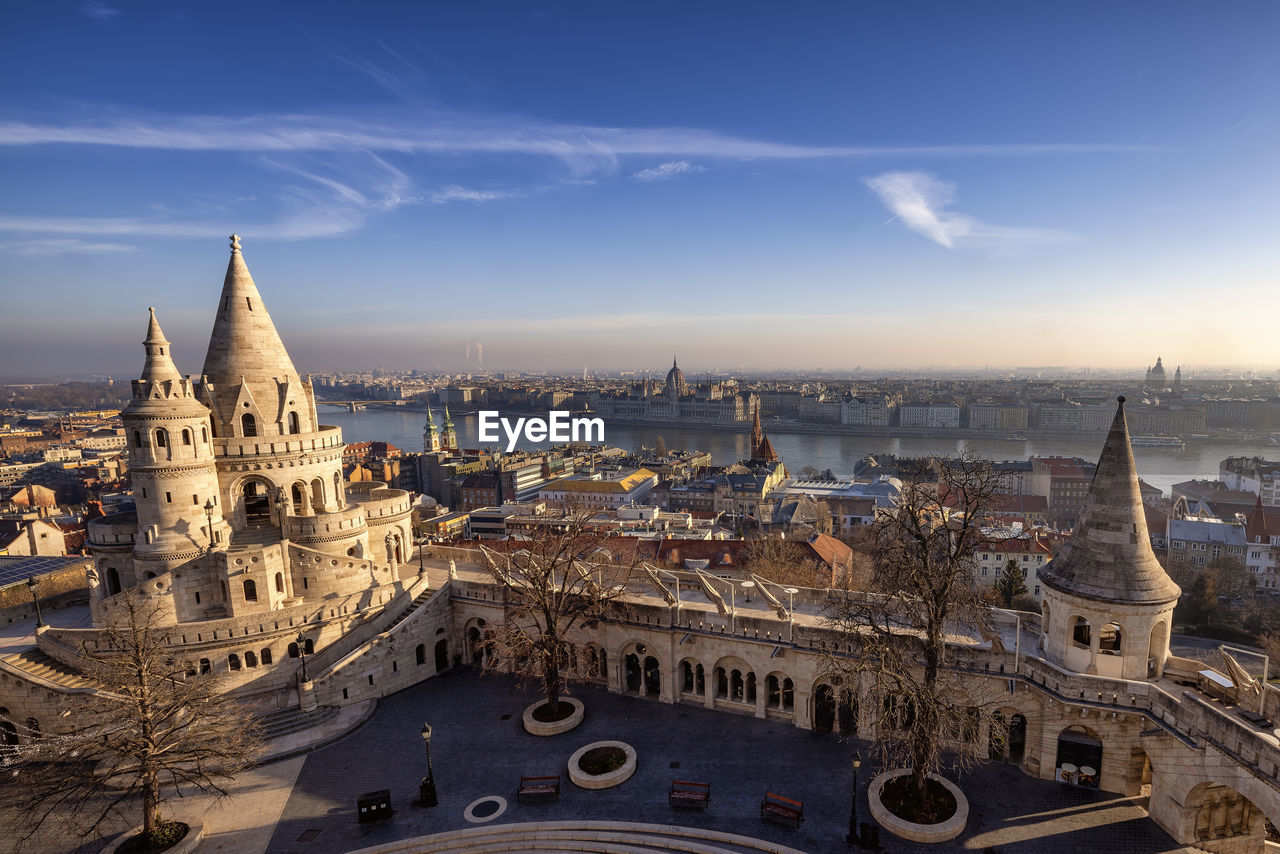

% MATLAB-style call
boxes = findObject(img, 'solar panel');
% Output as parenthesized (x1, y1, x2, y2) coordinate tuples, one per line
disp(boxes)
(0, 554, 91, 590)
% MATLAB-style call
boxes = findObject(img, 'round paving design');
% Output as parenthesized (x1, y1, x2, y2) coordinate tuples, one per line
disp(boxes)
(463, 795, 508, 824)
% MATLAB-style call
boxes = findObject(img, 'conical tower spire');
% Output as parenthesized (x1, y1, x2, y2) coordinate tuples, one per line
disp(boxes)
(140, 307, 183, 383)
(424, 404, 438, 436)
(201, 234, 300, 388)
(749, 400, 763, 457)
(1038, 396, 1180, 605)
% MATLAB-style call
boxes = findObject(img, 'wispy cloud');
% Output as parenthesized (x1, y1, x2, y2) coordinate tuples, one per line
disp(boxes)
(631, 160, 702, 182)
(866, 171, 1076, 250)
(329, 43, 425, 99)
(0, 105, 1136, 243)
(0, 109, 1156, 164)
(81, 1, 120, 21)
(0, 238, 135, 255)
(430, 185, 520, 204)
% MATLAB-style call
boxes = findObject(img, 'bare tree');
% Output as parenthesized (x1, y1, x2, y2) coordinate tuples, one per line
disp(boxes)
(820, 453, 1004, 810)
(742, 535, 872, 590)
(8, 590, 262, 849)
(479, 505, 639, 717)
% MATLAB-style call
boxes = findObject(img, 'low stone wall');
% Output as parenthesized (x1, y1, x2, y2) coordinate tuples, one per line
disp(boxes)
(0, 560, 90, 625)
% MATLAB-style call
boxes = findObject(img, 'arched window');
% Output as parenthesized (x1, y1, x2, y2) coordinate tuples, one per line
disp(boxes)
(155, 429, 167, 448)
(241, 413, 257, 437)
(202, 426, 209, 443)
(261, 647, 273, 665)
(243, 579, 257, 602)
(105, 567, 121, 597)
(199, 658, 211, 674)
(416, 644, 426, 665)
(228, 654, 241, 671)
(1098, 622, 1123, 655)
(303, 638, 315, 655)
(244, 650, 258, 668)
(182, 429, 192, 445)
(133, 430, 142, 448)
(1071, 617, 1092, 649)
(274, 572, 284, 593)
(288, 642, 300, 658)
(333, 472, 341, 504)
(288, 411, 300, 434)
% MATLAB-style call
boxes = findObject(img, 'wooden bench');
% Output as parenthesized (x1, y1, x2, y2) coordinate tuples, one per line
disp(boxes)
(517, 774, 560, 803)
(760, 791, 803, 827)
(669, 779, 710, 810)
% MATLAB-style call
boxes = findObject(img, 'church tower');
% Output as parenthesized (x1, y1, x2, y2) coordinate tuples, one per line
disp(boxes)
(749, 400, 763, 455)
(1037, 397, 1180, 680)
(115, 309, 229, 587)
(423, 404, 441, 452)
(441, 406, 458, 450)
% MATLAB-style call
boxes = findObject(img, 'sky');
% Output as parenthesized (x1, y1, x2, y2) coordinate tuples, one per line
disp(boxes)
(1, 1, 1278, 377)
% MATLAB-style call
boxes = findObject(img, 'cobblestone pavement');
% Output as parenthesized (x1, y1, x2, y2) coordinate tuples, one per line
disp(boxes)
(265, 669, 1183, 854)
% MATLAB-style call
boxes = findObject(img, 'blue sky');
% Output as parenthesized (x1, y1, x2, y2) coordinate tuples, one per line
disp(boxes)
(1, 2, 1277, 376)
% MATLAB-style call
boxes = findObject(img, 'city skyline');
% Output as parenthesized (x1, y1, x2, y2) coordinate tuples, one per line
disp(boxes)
(2, 3, 1279, 375)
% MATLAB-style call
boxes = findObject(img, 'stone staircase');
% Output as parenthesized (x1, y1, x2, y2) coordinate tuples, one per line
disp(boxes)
(1, 648, 96, 690)
(348, 821, 811, 854)
(251, 704, 341, 741)
(381, 590, 433, 634)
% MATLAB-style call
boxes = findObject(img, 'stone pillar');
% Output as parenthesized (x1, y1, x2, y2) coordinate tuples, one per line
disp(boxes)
(794, 686, 812, 730)
(704, 669, 715, 709)
(298, 678, 318, 711)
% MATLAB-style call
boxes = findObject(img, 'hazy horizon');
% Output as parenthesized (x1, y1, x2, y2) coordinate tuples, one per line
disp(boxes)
(3, 3, 1278, 376)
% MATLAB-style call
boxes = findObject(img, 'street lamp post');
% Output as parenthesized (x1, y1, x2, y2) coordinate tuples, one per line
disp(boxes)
(26, 575, 45, 629)
(203, 499, 216, 554)
(417, 537, 425, 577)
(296, 631, 310, 683)
(419, 722, 439, 807)
(846, 753, 862, 846)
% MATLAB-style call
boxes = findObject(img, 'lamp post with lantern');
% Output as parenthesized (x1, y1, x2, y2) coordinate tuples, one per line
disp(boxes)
(419, 722, 438, 807)
(846, 752, 862, 846)
(26, 574, 45, 629)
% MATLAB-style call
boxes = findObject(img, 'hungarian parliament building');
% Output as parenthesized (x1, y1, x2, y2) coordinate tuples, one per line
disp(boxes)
(587, 358, 757, 424)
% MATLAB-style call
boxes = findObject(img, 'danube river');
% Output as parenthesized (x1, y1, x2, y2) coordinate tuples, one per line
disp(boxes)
(324, 408, 1279, 498)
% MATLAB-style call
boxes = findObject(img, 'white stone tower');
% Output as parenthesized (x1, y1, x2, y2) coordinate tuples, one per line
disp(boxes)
(1037, 396, 1181, 680)
(120, 308, 230, 578)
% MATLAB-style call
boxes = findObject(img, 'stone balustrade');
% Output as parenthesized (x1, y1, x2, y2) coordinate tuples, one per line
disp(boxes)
(213, 425, 342, 459)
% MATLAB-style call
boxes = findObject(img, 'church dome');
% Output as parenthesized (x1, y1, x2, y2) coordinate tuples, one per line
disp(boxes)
(665, 357, 688, 396)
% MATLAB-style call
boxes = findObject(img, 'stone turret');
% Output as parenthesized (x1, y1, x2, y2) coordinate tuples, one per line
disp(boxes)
(1038, 396, 1180, 679)
(118, 309, 229, 581)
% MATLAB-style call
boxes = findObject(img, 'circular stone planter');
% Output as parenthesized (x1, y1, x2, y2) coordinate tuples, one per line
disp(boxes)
(522, 696, 584, 736)
(868, 769, 968, 844)
(568, 740, 637, 790)
(101, 822, 203, 854)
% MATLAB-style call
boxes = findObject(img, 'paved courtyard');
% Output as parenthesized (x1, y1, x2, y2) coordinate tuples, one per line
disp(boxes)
(263, 669, 1183, 854)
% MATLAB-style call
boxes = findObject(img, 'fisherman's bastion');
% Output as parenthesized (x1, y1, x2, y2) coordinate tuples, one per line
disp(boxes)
(1, 238, 1278, 853)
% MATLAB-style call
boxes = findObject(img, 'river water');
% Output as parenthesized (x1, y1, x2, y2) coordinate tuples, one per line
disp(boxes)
(323, 408, 1279, 498)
